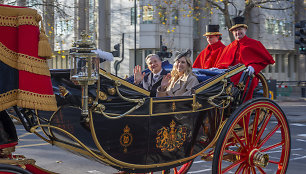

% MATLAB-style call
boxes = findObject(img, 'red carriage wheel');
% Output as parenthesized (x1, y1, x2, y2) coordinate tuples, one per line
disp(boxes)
(161, 161, 193, 174)
(117, 161, 193, 174)
(212, 98, 290, 174)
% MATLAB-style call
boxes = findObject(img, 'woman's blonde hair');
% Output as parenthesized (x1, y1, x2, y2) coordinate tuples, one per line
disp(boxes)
(170, 56, 193, 82)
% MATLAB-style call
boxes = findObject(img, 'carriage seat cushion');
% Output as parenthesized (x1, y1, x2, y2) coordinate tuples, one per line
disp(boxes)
(192, 68, 223, 82)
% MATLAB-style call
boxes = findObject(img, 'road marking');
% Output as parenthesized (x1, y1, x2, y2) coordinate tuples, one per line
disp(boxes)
(290, 156, 306, 161)
(290, 123, 306, 127)
(291, 148, 303, 151)
(18, 130, 42, 138)
(193, 160, 207, 164)
(188, 168, 212, 173)
(19, 139, 44, 141)
(297, 134, 306, 138)
(16, 143, 50, 148)
(296, 138, 306, 142)
(266, 148, 302, 154)
(87, 170, 103, 174)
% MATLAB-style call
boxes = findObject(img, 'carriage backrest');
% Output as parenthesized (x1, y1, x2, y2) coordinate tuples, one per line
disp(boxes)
(125, 60, 222, 83)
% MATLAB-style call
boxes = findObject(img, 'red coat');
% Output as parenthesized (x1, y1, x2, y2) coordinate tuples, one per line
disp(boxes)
(215, 36, 275, 101)
(215, 36, 275, 73)
(193, 40, 225, 69)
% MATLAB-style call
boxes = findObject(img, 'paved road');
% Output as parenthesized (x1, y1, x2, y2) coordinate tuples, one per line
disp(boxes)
(13, 100, 306, 173)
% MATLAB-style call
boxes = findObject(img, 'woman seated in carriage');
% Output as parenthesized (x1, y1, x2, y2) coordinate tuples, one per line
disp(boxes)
(157, 50, 199, 97)
(133, 50, 200, 98)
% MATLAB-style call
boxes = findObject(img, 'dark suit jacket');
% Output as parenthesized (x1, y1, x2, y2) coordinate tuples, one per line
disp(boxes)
(139, 69, 168, 97)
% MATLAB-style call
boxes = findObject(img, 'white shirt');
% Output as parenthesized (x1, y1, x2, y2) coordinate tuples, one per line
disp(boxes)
(152, 70, 162, 83)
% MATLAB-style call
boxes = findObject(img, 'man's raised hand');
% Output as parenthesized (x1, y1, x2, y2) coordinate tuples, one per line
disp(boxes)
(134, 65, 145, 84)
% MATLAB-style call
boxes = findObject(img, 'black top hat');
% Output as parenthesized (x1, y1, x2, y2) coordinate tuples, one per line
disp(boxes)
(203, 25, 222, 36)
(229, 16, 248, 31)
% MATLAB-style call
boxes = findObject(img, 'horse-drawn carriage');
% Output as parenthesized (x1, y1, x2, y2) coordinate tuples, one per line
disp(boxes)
(0, 4, 290, 174)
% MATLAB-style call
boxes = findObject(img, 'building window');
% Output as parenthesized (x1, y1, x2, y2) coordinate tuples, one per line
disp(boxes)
(269, 64, 272, 73)
(275, 55, 279, 73)
(144, 49, 153, 57)
(136, 49, 142, 67)
(265, 18, 293, 36)
(284, 22, 293, 36)
(142, 6, 154, 24)
(219, 13, 226, 29)
(56, 19, 74, 36)
(281, 55, 285, 73)
(265, 18, 274, 34)
(294, 55, 297, 73)
(131, 7, 137, 25)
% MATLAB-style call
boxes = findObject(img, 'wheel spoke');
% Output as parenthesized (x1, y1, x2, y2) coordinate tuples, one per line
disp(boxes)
(174, 167, 178, 174)
(242, 165, 249, 174)
(222, 158, 247, 173)
(256, 166, 266, 174)
(251, 109, 261, 145)
(243, 112, 251, 147)
(254, 110, 273, 146)
(232, 131, 247, 150)
(235, 163, 245, 174)
(250, 166, 256, 174)
(269, 160, 280, 164)
(247, 166, 251, 174)
(225, 149, 244, 156)
(257, 123, 281, 148)
(261, 141, 284, 152)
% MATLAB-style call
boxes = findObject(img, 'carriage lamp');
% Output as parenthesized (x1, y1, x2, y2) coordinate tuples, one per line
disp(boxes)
(70, 32, 99, 116)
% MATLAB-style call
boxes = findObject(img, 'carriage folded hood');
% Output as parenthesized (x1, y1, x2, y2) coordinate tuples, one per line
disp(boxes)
(0, 4, 57, 111)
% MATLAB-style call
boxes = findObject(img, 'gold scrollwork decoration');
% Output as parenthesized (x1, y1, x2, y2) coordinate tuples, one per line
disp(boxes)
(226, 84, 233, 95)
(98, 91, 107, 100)
(59, 85, 69, 97)
(120, 125, 133, 153)
(107, 87, 116, 95)
(156, 120, 188, 152)
(192, 102, 202, 110)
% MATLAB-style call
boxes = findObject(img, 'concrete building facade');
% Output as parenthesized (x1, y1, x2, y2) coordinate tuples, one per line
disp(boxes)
(4, 0, 304, 82)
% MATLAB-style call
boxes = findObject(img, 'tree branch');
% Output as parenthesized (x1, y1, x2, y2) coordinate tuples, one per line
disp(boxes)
(207, 0, 225, 12)
(256, 5, 293, 10)
(228, 0, 238, 16)
(255, 0, 287, 5)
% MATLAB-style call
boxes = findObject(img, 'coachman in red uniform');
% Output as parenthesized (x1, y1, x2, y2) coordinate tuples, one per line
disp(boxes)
(214, 16, 275, 101)
(193, 25, 225, 69)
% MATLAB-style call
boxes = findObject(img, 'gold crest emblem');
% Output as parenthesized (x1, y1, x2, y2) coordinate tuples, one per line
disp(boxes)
(120, 125, 133, 153)
(156, 120, 188, 152)
(171, 102, 176, 112)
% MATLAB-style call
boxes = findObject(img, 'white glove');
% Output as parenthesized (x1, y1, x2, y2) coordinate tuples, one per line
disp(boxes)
(92, 49, 114, 61)
(247, 66, 255, 75)
(209, 67, 218, 71)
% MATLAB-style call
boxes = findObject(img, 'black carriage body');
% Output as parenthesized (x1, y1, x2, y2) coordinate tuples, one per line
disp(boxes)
(35, 68, 230, 172)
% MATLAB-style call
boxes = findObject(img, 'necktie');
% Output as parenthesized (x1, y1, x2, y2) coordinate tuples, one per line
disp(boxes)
(153, 74, 159, 83)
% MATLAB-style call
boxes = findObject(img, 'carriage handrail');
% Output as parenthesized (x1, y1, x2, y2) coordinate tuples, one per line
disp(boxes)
(93, 99, 144, 119)
(193, 64, 246, 94)
(92, 76, 146, 119)
(99, 69, 150, 96)
(207, 79, 233, 109)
